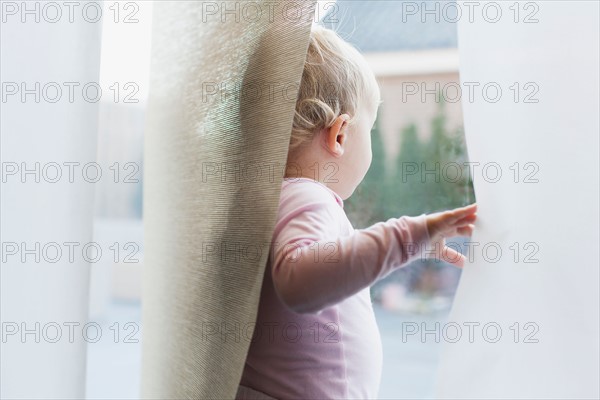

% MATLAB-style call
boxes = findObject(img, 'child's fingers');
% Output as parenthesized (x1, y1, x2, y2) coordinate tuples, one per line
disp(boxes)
(455, 213, 477, 226)
(456, 203, 477, 216)
(454, 203, 477, 215)
(448, 203, 477, 223)
(441, 247, 465, 268)
(456, 224, 475, 237)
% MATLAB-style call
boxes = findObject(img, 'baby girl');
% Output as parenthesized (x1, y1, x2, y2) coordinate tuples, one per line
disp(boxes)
(237, 25, 477, 399)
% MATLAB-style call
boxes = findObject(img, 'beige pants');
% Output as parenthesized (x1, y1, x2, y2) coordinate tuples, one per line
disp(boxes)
(235, 384, 278, 400)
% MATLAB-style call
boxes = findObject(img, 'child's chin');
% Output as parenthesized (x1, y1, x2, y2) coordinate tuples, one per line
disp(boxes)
(339, 187, 355, 201)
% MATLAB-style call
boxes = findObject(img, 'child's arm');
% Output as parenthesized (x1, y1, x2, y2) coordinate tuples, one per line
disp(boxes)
(272, 192, 477, 313)
(270, 196, 476, 315)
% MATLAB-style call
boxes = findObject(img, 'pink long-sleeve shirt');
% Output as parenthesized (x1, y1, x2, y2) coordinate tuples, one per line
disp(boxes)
(237, 177, 431, 399)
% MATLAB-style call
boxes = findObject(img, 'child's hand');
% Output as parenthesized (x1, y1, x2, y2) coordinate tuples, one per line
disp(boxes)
(424, 203, 478, 269)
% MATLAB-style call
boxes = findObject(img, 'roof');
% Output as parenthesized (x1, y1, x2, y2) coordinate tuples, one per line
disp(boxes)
(320, 0, 458, 53)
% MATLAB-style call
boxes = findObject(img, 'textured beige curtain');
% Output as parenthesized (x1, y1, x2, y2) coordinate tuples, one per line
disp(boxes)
(141, 1, 316, 398)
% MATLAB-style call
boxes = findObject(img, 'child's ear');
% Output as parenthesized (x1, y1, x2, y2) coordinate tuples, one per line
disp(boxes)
(323, 114, 350, 157)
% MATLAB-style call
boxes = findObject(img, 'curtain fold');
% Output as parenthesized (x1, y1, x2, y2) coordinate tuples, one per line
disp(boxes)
(141, 2, 317, 398)
(0, 3, 103, 398)
(434, 1, 599, 398)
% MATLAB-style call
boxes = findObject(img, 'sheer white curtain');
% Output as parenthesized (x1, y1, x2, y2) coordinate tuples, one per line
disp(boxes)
(435, 1, 599, 398)
(1, 2, 103, 398)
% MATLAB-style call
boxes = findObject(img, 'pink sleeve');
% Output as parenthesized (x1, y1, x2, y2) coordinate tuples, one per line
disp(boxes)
(270, 188, 431, 315)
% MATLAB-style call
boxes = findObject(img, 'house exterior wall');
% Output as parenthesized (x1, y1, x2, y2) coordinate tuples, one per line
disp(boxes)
(375, 72, 464, 169)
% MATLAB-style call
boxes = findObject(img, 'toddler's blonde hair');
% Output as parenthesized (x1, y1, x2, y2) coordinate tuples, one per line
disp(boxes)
(289, 24, 381, 152)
